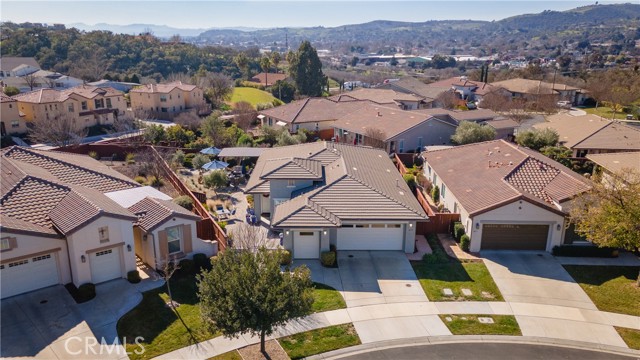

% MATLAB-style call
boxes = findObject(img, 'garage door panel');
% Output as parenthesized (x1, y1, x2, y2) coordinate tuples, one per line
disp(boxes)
(481, 224, 549, 250)
(1, 253, 59, 299)
(337, 225, 403, 251)
(294, 232, 319, 259)
(90, 247, 122, 284)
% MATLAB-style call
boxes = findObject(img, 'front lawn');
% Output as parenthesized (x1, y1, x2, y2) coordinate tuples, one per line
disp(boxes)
(229, 87, 277, 108)
(117, 273, 216, 360)
(279, 324, 361, 360)
(563, 265, 640, 316)
(439, 315, 521, 336)
(208, 350, 242, 360)
(413, 261, 503, 301)
(583, 106, 632, 120)
(616, 327, 640, 350)
(312, 282, 346, 313)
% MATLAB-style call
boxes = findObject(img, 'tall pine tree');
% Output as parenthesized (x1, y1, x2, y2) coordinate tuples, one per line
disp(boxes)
(289, 41, 324, 97)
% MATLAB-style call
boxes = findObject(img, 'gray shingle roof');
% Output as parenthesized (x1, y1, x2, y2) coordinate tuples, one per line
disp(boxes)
(261, 158, 323, 180)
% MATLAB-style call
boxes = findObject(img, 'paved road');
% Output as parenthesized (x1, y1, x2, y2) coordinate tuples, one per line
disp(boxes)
(337, 342, 640, 360)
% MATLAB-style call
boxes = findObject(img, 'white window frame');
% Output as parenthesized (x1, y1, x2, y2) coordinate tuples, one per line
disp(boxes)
(166, 226, 183, 255)
(441, 184, 446, 199)
(1, 238, 10, 251)
(398, 139, 405, 152)
(287, 179, 296, 187)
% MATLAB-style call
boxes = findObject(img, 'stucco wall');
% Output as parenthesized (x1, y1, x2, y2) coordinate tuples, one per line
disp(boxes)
(149, 218, 215, 267)
(270, 179, 314, 214)
(390, 118, 456, 153)
(1, 232, 71, 285)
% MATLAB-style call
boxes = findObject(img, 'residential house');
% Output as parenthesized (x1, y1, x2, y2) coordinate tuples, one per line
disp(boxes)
(424, 76, 505, 103)
(377, 76, 450, 108)
(484, 118, 520, 140)
(333, 103, 458, 153)
(491, 78, 587, 105)
(0, 57, 40, 78)
(87, 79, 140, 93)
(250, 72, 288, 87)
(422, 140, 592, 252)
(13, 85, 127, 131)
(0, 147, 215, 299)
(130, 81, 208, 120)
(258, 97, 370, 139)
(586, 152, 640, 184)
(533, 114, 640, 158)
(0, 57, 83, 92)
(1, 93, 27, 136)
(245, 142, 428, 259)
(331, 88, 428, 110)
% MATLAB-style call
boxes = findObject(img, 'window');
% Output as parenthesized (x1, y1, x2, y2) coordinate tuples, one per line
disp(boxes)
(433, 174, 438, 184)
(161, 107, 168, 113)
(341, 224, 354, 228)
(98, 226, 109, 243)
(355, 133, 363, 144)
(68, 103, 74, 113)
(1, 238, 10, 251)
(417, 137, 423, 150)
(441, 184, 446, 199)
(94, 99, 104, 109)
(8, 104, 12, 108)
(398, 139, 405, 153)
(106, 98, 112, 108)
(453, 202, 458, 213)
(160, 96, 167, 103)
(295, 124, 300, 131)
(81, 101, 88, 111)
(167, 226, 182, 254)
(11, 120, 19, 128)
(287, 179, 296, 187)
(371, 224, 386, 228)
(427, 166, 431, 176)
(299, 232, 315, 236)
(33, 254, 51, 262)
(315, 123, 319, 131)
(355, 224, 365, 228)
(389, 224, 402, 228)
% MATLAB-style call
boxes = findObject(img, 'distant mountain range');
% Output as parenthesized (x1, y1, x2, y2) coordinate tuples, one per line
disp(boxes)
(67, 23, 260, 37)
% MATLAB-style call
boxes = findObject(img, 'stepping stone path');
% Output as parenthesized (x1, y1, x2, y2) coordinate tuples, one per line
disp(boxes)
(478, 317, 495, 324)
(481, 291, 493, 299)
(443, 288, 454, 296)
(461, 288, 473, 296)
(445, 316, 453, 322)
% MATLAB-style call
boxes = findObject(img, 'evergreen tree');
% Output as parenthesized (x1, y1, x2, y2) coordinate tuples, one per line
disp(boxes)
(289, 41, 324, 97)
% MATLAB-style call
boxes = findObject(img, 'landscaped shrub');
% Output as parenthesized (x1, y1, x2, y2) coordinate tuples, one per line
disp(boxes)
(552, 245, 618, 258)
(403, 174, 417, 191)
(320, 251, 336, 267)
(88, 151, 99, 160)
(279, 249, 292, 266)
(78, 283, 96, 302)
(173, 195, 193, 210)
(148, 176, 163, 187)
(125, 153, 135, 164)
(134, 176, 146, 184)
(460, 234, 470, 252)
(127, 270, 141, 283)
(453, 222, 465, 241)
(178, 258, 195, 274)
(246, 194, 254, 208)
(193, 253, 211, 271)
(431, 185, 440, 204)
(422, 234, 451, 264)
(184, 153, 196, 168)
(217, 221, 227, 231)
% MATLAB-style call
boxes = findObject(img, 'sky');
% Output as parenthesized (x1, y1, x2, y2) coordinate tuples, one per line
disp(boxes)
(1, 1, 633, 29)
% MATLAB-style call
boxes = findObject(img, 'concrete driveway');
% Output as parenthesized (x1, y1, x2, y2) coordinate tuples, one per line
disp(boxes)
(482, 251, 627, 347)
(0, 278, 162, 359)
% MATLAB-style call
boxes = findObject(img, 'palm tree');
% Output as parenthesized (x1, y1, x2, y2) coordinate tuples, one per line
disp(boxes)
(270, 52, 281, 73)
(260, 56, 271, 87)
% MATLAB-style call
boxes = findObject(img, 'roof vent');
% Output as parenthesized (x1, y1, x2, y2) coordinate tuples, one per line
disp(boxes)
(396, 179, 399, 187)
(352, 167, 357, 171)
(509, 161, 513, 166)
(377, 112, 382, 117)
(488, 151, 493, 156)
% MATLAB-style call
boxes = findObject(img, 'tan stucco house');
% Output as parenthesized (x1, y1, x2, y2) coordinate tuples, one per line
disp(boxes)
(1, 93, 27, 135)
(130, 81, 207, 120)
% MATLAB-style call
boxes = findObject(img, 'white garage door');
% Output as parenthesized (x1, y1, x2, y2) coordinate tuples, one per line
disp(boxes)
(337, 224, 404, 250)
(90, 247, 122, 284)
(293, 231, 320, 259)
(1, 253, 59, 299)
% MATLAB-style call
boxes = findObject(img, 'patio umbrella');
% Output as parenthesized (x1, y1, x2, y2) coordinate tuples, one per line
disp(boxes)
(201, 160, 229, 171)
(200, 146, 222, 156)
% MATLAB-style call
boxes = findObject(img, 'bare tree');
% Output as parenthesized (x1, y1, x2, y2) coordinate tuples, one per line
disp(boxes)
(435, 90, 458, 110)
(157, 258, 181, 308)
(22, 72, 40, 91)
(167, 72, 192, 84)
(28, 111, 87, 147)
(232, 101, 257, 131)
(136, 147, 163, 180)
(364, 127, 387, 149)
(227, 222, 269, 252)
(587, 69, 640, 119)
(479, 91, 511, 112)
(174, 111, 201, 132)
(197, 72, 234, 107)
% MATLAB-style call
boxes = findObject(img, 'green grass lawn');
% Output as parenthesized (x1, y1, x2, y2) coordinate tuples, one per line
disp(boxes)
(412, 261, 504, 301)
(117, 273, 216, 360)
(583, 106, 630, 120)
(229, 87, 277, 108)
(439, 315, 521, 336)
(312, 282, 346, 313)
(208, 350, 242, 360)
(616, 327, 640, 350)
(563, 266, 640, 316)
(279, 324, 361, 360)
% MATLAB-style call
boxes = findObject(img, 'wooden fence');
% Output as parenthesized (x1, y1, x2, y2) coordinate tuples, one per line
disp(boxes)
(414, 187, 460, 234)
(394, 153, 408, 175)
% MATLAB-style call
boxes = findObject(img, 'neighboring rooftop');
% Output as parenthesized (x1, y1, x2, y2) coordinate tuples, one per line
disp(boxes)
(130, 81, 198, 94)
(587, 152, 640, 173)
(485, 118, 520, 130)
(105, 186, 173, 208)
(330, 88, 425, 105)
(259, 97, 369, 124)
(412, 108, 500, 124)
(422, 140, 591, 216)
(377, 76, 450, 100)
(128, 197, 200, 232)
(246, 142, 428, 228)
(492, 78, 581, 95)
(12, 85, 123, 104)
(426, 76, 500, 96)
(0, 57, 40, 72)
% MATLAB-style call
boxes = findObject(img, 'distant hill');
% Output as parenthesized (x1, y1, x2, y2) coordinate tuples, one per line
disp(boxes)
(67, 23, 260, 38)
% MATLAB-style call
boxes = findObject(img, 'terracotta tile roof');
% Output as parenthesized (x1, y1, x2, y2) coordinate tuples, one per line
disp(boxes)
(377, 77, 449, 100)
(411, 108, 499, 123)
(250, 72, 287, 86)
(128, 197, 200, 232)
(331, 88, 424, 104)
(3, 147, 138, 192)
(0, 214, 60, 237)
(250, 142, 428, 228)
(1, 93, 16, 103)
(534, 114, 640, 150)
(259, 97, 369, 124)
(426, 77, 500, 96)
(12, 85, 123, 104)
(261, 158, 323, 180)
(485, 118, 519, 130)
(422, 140, 591, 216)
(492, 78, 581, 95)
(130, 81, 198, 94)
(1, 175, 70, 228)
(12, 88, 62, 103)
(586, 152, 640, 173)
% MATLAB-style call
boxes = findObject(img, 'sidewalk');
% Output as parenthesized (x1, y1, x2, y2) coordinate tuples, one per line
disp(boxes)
(556, 251, 640, 266)
(437, 233, 481, 261)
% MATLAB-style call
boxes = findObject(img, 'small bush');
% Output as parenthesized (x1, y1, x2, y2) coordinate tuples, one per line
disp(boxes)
(431, 185, 440, 204)
(184, 153, 196, 168)
(453, 222, 465, 241)
(78, 283, 96, 302)
(193, 253, 211, 271)
(246, 194, 254, 208)
(460, 234, 470, 252)
(148, 176, 163, 187)
(178, 259, 195, 274)
(125, 153, 135, 164)
(403, 174, 417, 191)
(217, 221, 227, 231)
(127, 270, 141, 283)
(329, 244, 337, 252)
(552, 245, 618, 258)
(173, 195, 193, 210)
(279, 249, 292, 266)
(134, 176, 147, 184)
(88, 151, 99, 160)
(320, 251, 336, 267)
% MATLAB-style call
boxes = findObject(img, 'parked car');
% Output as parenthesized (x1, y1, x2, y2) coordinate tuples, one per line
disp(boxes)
(557, 101, 571, 109)
(466, 102, 477, 110)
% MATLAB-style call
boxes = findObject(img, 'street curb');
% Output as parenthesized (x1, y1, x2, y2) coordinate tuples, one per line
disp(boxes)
(305, 335, 640, 359)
